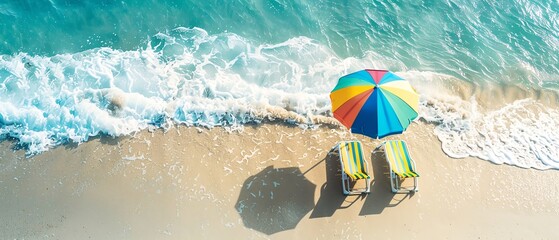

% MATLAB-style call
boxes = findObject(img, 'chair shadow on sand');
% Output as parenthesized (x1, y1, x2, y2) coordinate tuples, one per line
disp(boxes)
(234, 145, 418, 234)
(309, 151, 364, 218)
(310, 148, 414, 218)
(358, 150, 414, 216)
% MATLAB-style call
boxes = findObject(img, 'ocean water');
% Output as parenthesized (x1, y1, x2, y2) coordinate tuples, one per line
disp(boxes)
(1, 0, 558, 169)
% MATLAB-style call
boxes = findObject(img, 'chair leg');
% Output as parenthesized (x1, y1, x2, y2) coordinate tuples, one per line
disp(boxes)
(403, 177, 418, 193)
(391, 173, 419, 193)
(390, 172, 398, 193)
(364, 177, 371, 193)
(341, 174, 350, 195)
(343, 176, 371, 195)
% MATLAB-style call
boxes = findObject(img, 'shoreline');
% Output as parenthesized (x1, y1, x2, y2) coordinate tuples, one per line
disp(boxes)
(1, 121, 558, 239)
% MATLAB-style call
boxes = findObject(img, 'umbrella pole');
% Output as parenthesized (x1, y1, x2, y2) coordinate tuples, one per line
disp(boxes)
(349, 129, 356, 140)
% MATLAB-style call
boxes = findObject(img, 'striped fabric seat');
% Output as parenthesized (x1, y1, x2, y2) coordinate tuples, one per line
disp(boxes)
(384, 140, 419, 178)
(339, 141, 370, 180)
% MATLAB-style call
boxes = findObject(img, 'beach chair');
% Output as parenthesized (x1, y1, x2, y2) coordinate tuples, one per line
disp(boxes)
(331, 141, 371, 195)
(376, 140, 419, 193)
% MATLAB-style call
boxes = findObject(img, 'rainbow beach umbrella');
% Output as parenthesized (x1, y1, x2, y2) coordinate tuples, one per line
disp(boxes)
(330, 69, 419, 139)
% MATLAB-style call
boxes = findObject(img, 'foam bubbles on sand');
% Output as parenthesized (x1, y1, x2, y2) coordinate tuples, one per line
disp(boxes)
(414, 72, 559, 170)
(0, 28, 358, 154)
(1, 27, 559, 170)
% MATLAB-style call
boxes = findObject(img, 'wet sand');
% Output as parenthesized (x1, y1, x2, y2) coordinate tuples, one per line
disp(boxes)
(1, 121, 558, 239)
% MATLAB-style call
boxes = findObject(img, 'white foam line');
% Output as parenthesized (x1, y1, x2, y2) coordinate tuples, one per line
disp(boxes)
(122, 154, 145, 161)
(276, 134, 284, 144)
(222, 166, 232, 175)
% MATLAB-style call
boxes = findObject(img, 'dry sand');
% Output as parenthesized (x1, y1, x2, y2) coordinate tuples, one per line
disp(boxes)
(1, 121, 558, 239)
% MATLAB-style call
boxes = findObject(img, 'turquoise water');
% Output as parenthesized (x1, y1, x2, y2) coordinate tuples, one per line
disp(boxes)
(2, 0, 559, 86)
(1, 0, 559, 169)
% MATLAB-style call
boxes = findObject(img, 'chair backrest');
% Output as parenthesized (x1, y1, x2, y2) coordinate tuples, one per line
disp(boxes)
(339, 141, 368, 180)
(384, 140, 418, 177)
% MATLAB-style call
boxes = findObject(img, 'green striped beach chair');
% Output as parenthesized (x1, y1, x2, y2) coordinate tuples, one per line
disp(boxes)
(331, 141, 371, 195)
(378, 140, 419, 193)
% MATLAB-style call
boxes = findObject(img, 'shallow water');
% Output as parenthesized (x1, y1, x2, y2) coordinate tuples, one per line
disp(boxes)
(1, 0, 558, 169)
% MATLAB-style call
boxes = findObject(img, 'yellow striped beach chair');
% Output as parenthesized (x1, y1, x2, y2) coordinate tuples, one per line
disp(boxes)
(332, 141, 371, 195)
(380, 140, 419, 193)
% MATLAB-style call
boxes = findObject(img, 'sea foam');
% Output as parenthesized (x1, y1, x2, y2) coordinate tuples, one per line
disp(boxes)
(1, 27, 559, 170)
(409, 72, 559, 170)
(0, 28, 351, 154)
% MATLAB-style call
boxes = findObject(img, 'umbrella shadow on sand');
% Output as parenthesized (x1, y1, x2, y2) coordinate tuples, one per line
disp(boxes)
(359, 150, 412, 215)
(235, 166, 315, 235)
(309, 151, 364, 218)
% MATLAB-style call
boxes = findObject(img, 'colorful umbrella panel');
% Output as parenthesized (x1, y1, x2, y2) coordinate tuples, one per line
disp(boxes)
(330, 69, 419, 139)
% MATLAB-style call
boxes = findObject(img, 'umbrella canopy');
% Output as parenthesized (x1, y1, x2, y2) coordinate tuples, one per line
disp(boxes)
(330, 69, 419, 139)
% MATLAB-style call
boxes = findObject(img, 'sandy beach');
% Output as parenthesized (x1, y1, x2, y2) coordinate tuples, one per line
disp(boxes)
(3, 0, 559, 239)
(1, 120, 558, 239)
